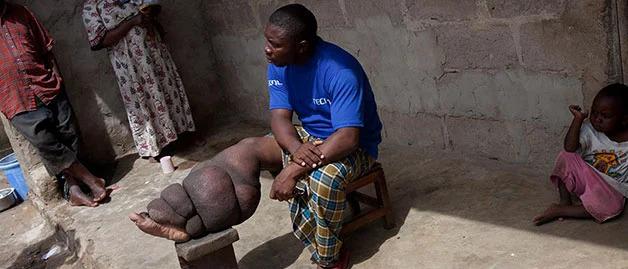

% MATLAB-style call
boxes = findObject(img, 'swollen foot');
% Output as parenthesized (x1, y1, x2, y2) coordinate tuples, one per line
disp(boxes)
(129, 212, 191, 242)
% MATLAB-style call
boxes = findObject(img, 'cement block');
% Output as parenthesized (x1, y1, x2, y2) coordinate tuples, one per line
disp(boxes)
(446, 117, 530, 162)
(486, 0, 566, 18)
(519, 20, 607, 74)
(344, 0, 404, 26)
(437, 69, 583, 126)
(203, 1, 258, 34)
(379, 110, 444, 149)
(406, 0, 477, 22)
(256, 0, 347, 29)
(436, 24, 518, 70)
(325, 18, 442, 114)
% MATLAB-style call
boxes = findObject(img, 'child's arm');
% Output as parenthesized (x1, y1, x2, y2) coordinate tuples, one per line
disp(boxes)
(564, 105, 588, 152)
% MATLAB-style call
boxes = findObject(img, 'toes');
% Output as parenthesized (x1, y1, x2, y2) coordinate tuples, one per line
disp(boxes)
(69, 187, 98, 207)
(129, 212, 145, 223)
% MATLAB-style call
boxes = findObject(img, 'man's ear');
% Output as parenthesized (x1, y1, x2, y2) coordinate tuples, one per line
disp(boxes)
(297, 39, 310, 54)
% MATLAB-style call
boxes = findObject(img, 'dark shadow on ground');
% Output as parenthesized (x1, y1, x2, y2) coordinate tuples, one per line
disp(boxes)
(106, 154, 140, 186)
(8, 226, 80, 269)
(350, 146, 628, 255)
(238, 232, 305, 269)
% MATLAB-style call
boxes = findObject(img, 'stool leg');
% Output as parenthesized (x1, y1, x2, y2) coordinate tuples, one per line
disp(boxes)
(347, 193, 361, 215)
(375, 172, 395, 229)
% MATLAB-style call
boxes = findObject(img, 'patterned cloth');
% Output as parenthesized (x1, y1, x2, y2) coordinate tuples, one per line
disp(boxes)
(551, 151, 625, 222)
(0, 3, 62, 120)
(82, 0, 195, 157)
(281, 126, 375, 267)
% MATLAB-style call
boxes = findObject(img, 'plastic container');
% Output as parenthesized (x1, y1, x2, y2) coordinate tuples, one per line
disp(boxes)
(0, 153, 28, 201)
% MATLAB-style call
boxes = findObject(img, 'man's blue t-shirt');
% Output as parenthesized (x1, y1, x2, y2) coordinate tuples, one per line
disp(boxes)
(268, 38, 383, 159)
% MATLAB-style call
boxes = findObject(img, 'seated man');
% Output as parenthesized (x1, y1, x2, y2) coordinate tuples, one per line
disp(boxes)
(130, 4, 382, 269)
(0, 1, 106, 206)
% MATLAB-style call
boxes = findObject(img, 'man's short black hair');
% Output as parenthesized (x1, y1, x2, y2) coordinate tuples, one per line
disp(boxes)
(268, 4, 317, 42)
(597, 83, 628, 115)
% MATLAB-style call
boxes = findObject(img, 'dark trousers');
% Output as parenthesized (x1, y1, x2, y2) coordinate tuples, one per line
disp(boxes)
(10, 91, 79, 176)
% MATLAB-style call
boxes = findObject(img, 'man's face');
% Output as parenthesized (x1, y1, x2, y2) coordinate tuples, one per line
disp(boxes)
(264, 24, 297, 66)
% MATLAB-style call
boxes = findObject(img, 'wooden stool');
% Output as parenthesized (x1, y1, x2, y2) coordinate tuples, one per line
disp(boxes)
(341, 163, 395, 236)
(175, 228, 240, 269)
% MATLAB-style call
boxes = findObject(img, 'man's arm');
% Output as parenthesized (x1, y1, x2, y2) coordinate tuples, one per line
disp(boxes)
(564, 105, 588, 152)
(271, 109, 325, 167)
(270, 127, 359, 201)
(270, 109, 302, 154)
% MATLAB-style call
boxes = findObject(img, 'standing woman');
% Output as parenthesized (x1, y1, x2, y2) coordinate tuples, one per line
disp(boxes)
(82, 0, 195, 161)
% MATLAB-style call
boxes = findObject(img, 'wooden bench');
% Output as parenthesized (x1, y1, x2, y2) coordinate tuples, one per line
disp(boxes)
(342, 163, 395, 236)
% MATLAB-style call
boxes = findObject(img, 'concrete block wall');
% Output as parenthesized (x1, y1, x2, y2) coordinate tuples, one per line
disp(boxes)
(1, 0, 623, 203)
(205, 0, 618, 165)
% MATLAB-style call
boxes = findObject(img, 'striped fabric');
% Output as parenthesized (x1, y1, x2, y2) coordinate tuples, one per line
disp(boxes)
(0, 3, 61, 120)
(282, 126, 375, 267)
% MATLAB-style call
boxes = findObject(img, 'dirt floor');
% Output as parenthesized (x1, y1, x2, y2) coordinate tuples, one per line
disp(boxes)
(1, 121, 628, 268)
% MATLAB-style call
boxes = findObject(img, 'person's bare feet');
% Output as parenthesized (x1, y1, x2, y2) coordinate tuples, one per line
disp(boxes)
(533, 203, 563, 226)
(318, 248, 350, 269)
(65, 163, 108, 202)
(67, 177, 98, 207)
(84, 176, 107, 202)
(129, 212, 190, 242)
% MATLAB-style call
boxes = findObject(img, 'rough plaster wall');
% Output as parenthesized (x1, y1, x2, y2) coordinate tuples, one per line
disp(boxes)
(205, 0, 615, 165)
(2, 0, 225, 202)
(5, 0, 224, 165)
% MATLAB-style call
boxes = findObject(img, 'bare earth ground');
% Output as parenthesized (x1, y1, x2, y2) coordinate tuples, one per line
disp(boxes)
(1, 121, 628, 268)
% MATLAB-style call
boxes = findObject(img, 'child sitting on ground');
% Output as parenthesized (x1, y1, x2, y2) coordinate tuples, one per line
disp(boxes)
(534, 83, 628, 225)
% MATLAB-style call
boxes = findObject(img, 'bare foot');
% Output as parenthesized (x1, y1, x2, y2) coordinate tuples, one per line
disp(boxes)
(533, 204, 562, 226)
(66, 163, 108, 202)
(85, 177, 107, 202)
(318, 248, 350, 269)
(129, 212, 190, 242)
(142, 156, 159, 163)
(67, 178, 98, 207)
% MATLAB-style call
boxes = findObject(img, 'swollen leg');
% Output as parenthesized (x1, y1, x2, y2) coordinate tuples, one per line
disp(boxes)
(183, 165, 241, 232)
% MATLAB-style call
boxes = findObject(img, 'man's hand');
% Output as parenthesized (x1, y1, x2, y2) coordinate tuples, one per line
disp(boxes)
(569, 105, 588, 121)
(270, 164, 305, 201)
(291, 140, 324, 168)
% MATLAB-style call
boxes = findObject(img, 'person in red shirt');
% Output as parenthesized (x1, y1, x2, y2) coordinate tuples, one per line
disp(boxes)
(0, 1, 107, 207)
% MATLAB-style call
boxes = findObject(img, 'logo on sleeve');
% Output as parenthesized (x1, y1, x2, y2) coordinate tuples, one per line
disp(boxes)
(268, 80, 283, 86)
(313, 98, 332, 106)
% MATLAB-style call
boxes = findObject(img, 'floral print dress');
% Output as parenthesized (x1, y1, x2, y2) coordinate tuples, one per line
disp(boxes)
(82, 0, 195, 157)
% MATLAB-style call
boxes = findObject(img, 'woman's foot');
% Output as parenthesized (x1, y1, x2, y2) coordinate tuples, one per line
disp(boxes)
(141, 156, 160, 163)
(129, 212, 190, 242)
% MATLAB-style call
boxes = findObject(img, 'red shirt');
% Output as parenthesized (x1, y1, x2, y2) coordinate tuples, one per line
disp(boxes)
(0, 3, 62, 120)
